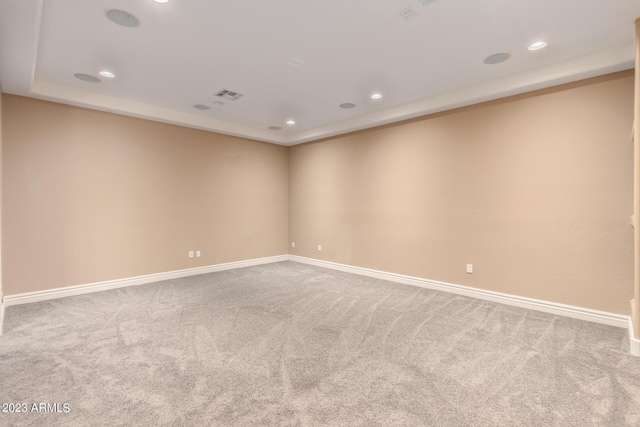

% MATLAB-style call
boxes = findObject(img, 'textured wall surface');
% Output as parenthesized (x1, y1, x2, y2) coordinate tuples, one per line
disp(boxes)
(2, 71, 634, 314)
(289, 71, 634, 314)
(0, 88, 3, 306)
(2, 95, 289, 295)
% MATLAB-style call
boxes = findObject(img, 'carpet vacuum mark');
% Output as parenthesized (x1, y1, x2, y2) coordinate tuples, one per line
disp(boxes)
(1, 261, 639, 426)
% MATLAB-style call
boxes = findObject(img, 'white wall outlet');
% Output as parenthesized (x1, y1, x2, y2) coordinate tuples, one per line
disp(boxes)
(196, 250, 201, 257)
(466, 264, 473, 274)
(317, 244, 322, 252)
(189, 251, 194, 258)
(291, 242, 295, 248)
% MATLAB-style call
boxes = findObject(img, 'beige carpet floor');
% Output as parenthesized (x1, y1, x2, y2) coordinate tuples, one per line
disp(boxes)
(1, 261, 639, 426)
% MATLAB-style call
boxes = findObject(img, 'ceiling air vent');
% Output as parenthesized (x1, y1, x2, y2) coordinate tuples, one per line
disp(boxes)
(215, 89, 244, 101)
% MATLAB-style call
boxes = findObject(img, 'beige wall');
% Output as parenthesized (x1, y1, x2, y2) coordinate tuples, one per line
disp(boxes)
(2, 95, 288, 295)
(0, 87, 3, 306)
(289, 71, 635, 315)
(1, 71, 635, 315)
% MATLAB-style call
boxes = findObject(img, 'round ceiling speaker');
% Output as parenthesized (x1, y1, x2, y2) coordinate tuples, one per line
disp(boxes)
(74, 73, 101, 83)
(105, 9, 140, 28)
(483, 53, 511, 65)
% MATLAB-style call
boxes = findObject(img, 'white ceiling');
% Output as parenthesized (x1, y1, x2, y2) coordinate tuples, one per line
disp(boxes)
(1, 0, 639, 146)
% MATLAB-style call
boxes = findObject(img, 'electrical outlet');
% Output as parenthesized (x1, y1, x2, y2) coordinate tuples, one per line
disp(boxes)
(466, 264, 473, 274)
(318, 244, 322, 252)
(189, 251, 194, 259)
(291, 242, 295, 248)
(196, 250, 201, 258)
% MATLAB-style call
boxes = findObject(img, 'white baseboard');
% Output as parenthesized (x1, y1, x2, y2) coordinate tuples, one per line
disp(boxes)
(288, 255, 630, 330)
(3, 255, 288, 307)
(630, 318, 640, 357)
(3, 253, 638, 356)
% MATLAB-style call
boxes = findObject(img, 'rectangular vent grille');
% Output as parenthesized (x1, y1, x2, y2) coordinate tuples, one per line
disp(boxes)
(215, 89, 244, 101)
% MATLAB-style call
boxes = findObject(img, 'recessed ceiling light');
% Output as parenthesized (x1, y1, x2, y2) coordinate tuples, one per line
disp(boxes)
(268, 126, 282, 131)
(193, 104, 210, 110)
(286, 120, 296, 125)
(483, 53, 511, 65)
(105, 9, 140, 28)
(74, 73, 101, 83)
(99, 71, 115, 78)
(339, 103, 356, 109)
(154, 0, 170, 3)
(528, 41, 548, 51)
(371, 93, 383, 100)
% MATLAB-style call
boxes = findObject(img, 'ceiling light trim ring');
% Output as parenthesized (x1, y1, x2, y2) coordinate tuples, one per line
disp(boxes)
(528, 41, 548, 51)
